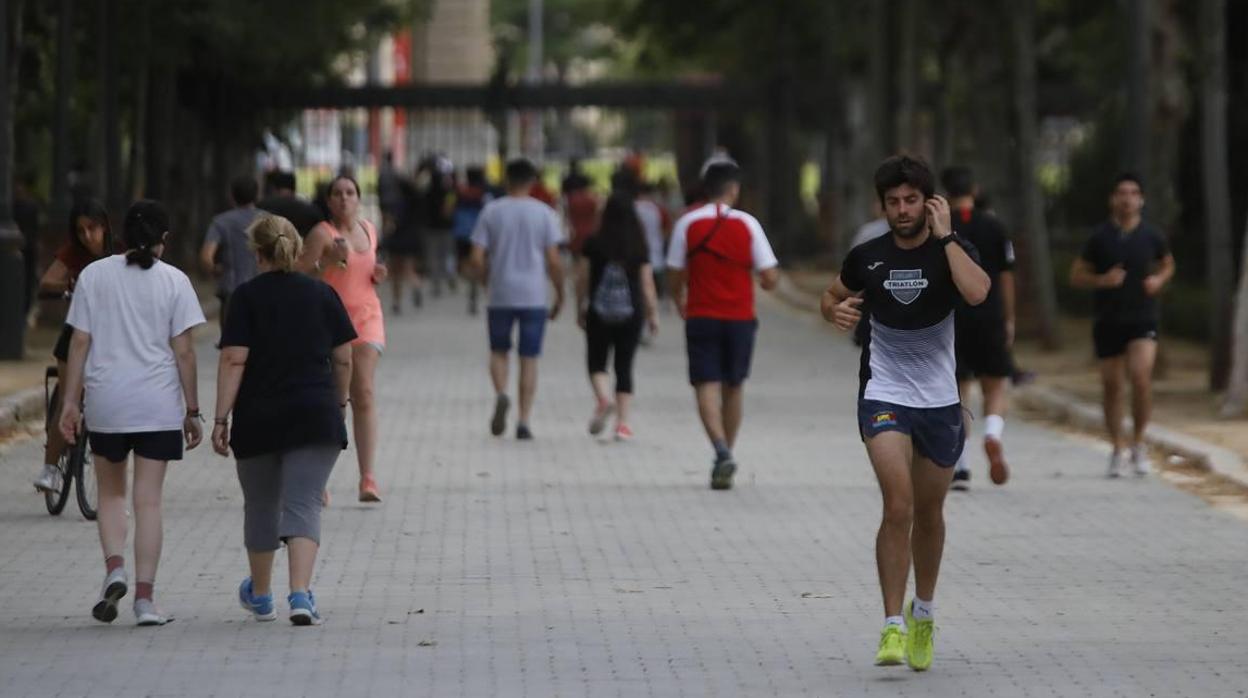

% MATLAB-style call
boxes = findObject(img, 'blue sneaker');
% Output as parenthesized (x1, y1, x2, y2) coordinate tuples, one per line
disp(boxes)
(238, 577, 276, 621)
(288, 590, 322, 626)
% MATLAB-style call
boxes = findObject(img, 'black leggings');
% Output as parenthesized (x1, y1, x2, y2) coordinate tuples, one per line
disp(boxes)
(586, 315, 643, 394)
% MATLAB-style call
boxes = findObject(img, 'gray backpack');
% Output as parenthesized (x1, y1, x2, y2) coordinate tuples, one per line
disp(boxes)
(591, 262, 635, 324)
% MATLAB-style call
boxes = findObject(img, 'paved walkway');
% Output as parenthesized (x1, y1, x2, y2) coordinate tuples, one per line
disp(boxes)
(1, 291, 1245, 697)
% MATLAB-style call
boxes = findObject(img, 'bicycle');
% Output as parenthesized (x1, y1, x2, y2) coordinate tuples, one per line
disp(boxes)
(37, 290, 97, 520)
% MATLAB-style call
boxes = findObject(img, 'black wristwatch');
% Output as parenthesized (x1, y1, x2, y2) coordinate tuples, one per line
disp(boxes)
(938, 234, 958, 247)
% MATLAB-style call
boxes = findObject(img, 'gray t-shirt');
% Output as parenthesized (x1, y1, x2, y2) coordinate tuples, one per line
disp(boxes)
(470, 196, 564, 308)
(205, 206, 262, 294)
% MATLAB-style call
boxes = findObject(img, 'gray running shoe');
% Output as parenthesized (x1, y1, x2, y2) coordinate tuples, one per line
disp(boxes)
(490, 394, 510, 437)
(92, 568, 128, 623)
(134, 598, 170, 626)
(710, 455, 737, 491)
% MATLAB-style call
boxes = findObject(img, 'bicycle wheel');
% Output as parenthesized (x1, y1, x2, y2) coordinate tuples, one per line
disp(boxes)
(43, 385, 71, 516)
(74, 438, 97, 521)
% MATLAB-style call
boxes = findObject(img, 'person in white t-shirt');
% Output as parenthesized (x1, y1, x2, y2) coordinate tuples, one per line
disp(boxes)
(59, 200, 206, 627)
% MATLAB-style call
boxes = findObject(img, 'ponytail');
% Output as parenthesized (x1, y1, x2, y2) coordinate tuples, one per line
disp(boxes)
(123, 200, 170, 270)
(247, 214, 302, 272)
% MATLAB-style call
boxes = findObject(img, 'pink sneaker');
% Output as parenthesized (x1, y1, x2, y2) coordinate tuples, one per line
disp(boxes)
(614, 424, 634, 441)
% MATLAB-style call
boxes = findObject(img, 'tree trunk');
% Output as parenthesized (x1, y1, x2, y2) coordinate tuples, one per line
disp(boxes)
(1012, 0, 1060, 349)
(50, 0, 73, 223)
(894, 0, 918, 151)
(1200, 0, 1234, 390)
(1123, 0, 1151, 177)
(1222, 213, 1248, 415)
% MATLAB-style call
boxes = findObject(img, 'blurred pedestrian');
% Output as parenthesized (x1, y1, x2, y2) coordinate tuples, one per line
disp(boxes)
(666, 158, 779, 490)
(297, 175, 387, 502)
(468, 159, 566, 440)
(58, 199, 206, 626)
(33, 200, 112, 494)
(422, 155, 457, 298)
(1069, 173, 1175, 477)
(200, 175, 262, 337)
(942, 166, 1016, 489)
(212, 215, 356, 626)
(453, 166, 492, 316)
(575, 194, 659, 440)
(258, 171, 323, 237)
(563, 164, 600, 258)
(386, 166, 425, 314)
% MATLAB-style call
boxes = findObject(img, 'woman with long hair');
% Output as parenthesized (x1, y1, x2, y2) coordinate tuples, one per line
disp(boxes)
(213, 215, 355, 625)
(575, 194, 659, 440)
(296, 174, 386, 502)
(59, 199, 205, 626)
(34, 199, 113, 493)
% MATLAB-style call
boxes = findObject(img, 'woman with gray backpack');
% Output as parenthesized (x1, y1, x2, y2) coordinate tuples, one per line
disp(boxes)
(575, 194, 659, 440)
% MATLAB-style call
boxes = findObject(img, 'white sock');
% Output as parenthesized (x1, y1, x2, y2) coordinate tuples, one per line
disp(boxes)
(984, 414, 1005, 441)
(884, 615, 905, 630)
(911, 597, 934, 620)
(954, 450, 970, 474)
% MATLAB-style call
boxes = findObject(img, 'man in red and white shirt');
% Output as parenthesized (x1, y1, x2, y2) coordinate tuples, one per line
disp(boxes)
(667, 158, 780, 490)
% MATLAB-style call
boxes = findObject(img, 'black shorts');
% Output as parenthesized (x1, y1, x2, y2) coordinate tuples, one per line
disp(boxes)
(955, 319, 1012, 380)
(857, 399, 966, 467)
(1093, 320, 1158, 359)
(88, 430, 184, 463)
(686, 317, 758, 386)
(52, 324, 74, 363)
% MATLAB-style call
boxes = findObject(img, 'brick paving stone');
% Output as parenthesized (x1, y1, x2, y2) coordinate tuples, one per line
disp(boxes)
(0, 292, 1245, 697)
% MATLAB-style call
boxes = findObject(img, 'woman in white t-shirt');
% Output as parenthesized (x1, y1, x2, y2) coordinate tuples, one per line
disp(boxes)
(59, 200, 206, 627)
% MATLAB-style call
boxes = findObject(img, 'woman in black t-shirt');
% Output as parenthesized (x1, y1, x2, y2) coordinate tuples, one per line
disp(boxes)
(574, 194, 659, 441)
(211, 215, 357, 626)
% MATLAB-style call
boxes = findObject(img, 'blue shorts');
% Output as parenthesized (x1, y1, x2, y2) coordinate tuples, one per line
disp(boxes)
(685, 317, 758, 386)
(487, 307, 548, 358)
(857, 399, 966, 467)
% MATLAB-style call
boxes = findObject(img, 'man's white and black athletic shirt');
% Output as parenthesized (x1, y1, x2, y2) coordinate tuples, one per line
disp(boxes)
(840, 233, 981, 407)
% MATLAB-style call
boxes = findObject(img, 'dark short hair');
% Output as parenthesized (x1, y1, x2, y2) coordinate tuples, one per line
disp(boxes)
(1112, 172, 1144, 193)
(940, 166, 975, 198)
(702, 161, 741, 198)
(874, 155, 935, 203)
(231, 175, 259, 206)
(466, 166, 487, 188)
(505, 158, 538, 187)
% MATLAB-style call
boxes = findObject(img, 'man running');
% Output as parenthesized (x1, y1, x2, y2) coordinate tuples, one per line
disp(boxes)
(469, 159, 566, 440)
(200, 175, 262, 336)
(941, 166, 1015, 489)
(822, 155, 989, 670)
(667, 158, 779, 490)
(1069, 173, 1174, 477)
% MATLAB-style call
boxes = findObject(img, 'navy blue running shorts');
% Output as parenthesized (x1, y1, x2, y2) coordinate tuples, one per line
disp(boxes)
(685, 317, 758, 386)
(857, 399, 966, 467)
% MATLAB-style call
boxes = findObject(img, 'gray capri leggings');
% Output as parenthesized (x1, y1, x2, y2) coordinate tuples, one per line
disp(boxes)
(236, 444, 340, 551)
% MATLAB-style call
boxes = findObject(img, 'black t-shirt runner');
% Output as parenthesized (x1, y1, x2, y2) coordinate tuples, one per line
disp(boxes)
(1079, 220, 1170, 324)
(258, 195, 326, 238)
(221, 271, 358, 459)
(841, 233, 981, 408)
(951, 207, 1013, 326)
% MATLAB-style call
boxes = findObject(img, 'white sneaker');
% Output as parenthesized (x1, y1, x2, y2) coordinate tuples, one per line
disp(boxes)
(92, 567, 128, 623)
(134, 598, 170, 626)
(1131, 447, 1151, 477)
(1106, 450, 1125, 479)
(33, 464, 60, 493)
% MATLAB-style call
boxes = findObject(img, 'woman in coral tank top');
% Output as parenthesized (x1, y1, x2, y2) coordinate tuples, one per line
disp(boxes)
(297, 175, 386, 503)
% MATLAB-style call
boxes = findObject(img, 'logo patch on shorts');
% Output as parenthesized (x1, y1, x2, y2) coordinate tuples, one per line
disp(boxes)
(882, 269, 928, 304)
(871, 411, 898, 428)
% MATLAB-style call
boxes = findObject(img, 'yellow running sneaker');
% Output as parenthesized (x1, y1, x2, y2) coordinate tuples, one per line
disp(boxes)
(874, 625, 906, 666)
(905, 600, 935, 671)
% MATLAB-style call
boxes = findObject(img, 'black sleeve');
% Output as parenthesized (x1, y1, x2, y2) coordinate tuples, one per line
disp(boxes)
(1079, 232, 1099, 266)
(1153, 229, 1171, 260)
(323, 285, 358, 347)
(990, 218, 1015, 272)
(955, 236, 982, 265)
(839, 245, 864, 292)
(219, 285, 252, 348)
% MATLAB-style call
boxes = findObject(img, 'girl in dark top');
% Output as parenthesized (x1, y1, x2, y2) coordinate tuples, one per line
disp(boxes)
(212, 215, 357, 626)
(34, 200, 112, 493)
(575, 194, 659, 440)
